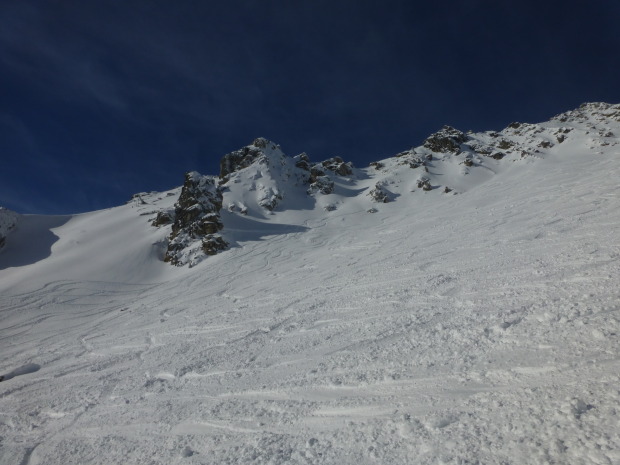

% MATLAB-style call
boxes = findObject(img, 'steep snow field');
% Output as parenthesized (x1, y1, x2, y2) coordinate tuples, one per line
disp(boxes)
(1, 115, 620, 463)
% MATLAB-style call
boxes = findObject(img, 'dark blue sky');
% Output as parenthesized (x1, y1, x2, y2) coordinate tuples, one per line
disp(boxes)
(1, 1, 619, 214)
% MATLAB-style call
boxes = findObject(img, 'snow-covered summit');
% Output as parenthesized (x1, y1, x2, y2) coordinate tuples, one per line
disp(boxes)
(149, 138, 359, 266)
(2, 104, 618, 269)
(141, 103, 620, 267)
(219, 137, 310, 214)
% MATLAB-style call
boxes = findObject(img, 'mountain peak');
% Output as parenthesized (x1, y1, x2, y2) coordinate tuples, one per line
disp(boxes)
(218, 138, 283, 180)
(142, 102, 620, 267)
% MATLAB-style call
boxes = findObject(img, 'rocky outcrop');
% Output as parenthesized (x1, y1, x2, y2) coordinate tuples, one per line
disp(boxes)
(417, 179, 432, 191)
(219, 138, 314, 212)
(219, 138, 274, 181)
(321, 157, 353, 176)
(368, 183, 390, 203)
(155, 103, 620, 265)
(297, 153, 354, 196)
(151, 210, 173, 227)
(307, 176, 334, 195)
(294, 153, 311, 171)
(394, 149, 429, 169)
(423, 126, 468, 154)
(164, 172, 227, 266)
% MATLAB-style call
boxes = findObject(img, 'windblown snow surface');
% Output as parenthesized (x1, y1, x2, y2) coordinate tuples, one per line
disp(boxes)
(1, 108, 620, 464)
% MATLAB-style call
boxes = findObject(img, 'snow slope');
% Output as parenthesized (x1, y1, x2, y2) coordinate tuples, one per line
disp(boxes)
(0, 207, 19, 250)
(1, 104, 619, 464)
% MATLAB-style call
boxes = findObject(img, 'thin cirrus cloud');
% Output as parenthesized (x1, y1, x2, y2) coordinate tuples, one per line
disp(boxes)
(1, 1, 619, 215)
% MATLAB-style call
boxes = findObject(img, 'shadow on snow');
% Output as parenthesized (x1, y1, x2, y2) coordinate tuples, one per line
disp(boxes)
(0, 215, 71, 270)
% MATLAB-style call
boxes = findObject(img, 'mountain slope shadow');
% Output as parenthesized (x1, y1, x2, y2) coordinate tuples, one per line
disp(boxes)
(220, 211, 310, 246)
(0, 215, 71, 269)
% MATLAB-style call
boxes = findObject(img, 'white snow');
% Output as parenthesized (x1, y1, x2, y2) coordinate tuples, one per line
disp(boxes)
(1, 105, 619, 464)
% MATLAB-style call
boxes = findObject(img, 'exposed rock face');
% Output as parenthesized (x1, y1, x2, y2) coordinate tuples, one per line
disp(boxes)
(0, 207, 19, 250)
(369, 183, 390, 203)
(164, 172, 227, 266)
(151, 211, 173, 227)
(417, 179, 432, 191)
(308, 164, 325, 181)
(154, 103, 620, 265)
(321, 157, 353, 176)
(219, 138, 272, 180)
(294, 153, 311, 171)
(307, 176, 334, 195)
(423, 126, 468, 153)
(202, 235, 228, 256)
(173, 172, 223, 232)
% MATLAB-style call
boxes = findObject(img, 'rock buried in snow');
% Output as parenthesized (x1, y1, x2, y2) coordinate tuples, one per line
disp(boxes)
(308, 176, 334, 195)
(417, 179, 432, 191)
(369, 183, 390, 202)
(321, 156, 353, 176)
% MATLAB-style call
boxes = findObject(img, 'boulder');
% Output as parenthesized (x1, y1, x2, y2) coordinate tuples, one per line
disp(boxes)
(417, 179, 432, 191)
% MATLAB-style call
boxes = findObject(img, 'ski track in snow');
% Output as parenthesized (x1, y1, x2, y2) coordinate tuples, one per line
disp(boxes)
(1, 136, 620, 463)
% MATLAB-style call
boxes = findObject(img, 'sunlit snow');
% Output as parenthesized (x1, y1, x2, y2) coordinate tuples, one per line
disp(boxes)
(1, 104, 619, 464)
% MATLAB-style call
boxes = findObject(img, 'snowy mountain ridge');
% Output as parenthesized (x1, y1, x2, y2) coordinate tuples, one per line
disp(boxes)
(0, 103, 619, 465)
(135, 102, 620, 267)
